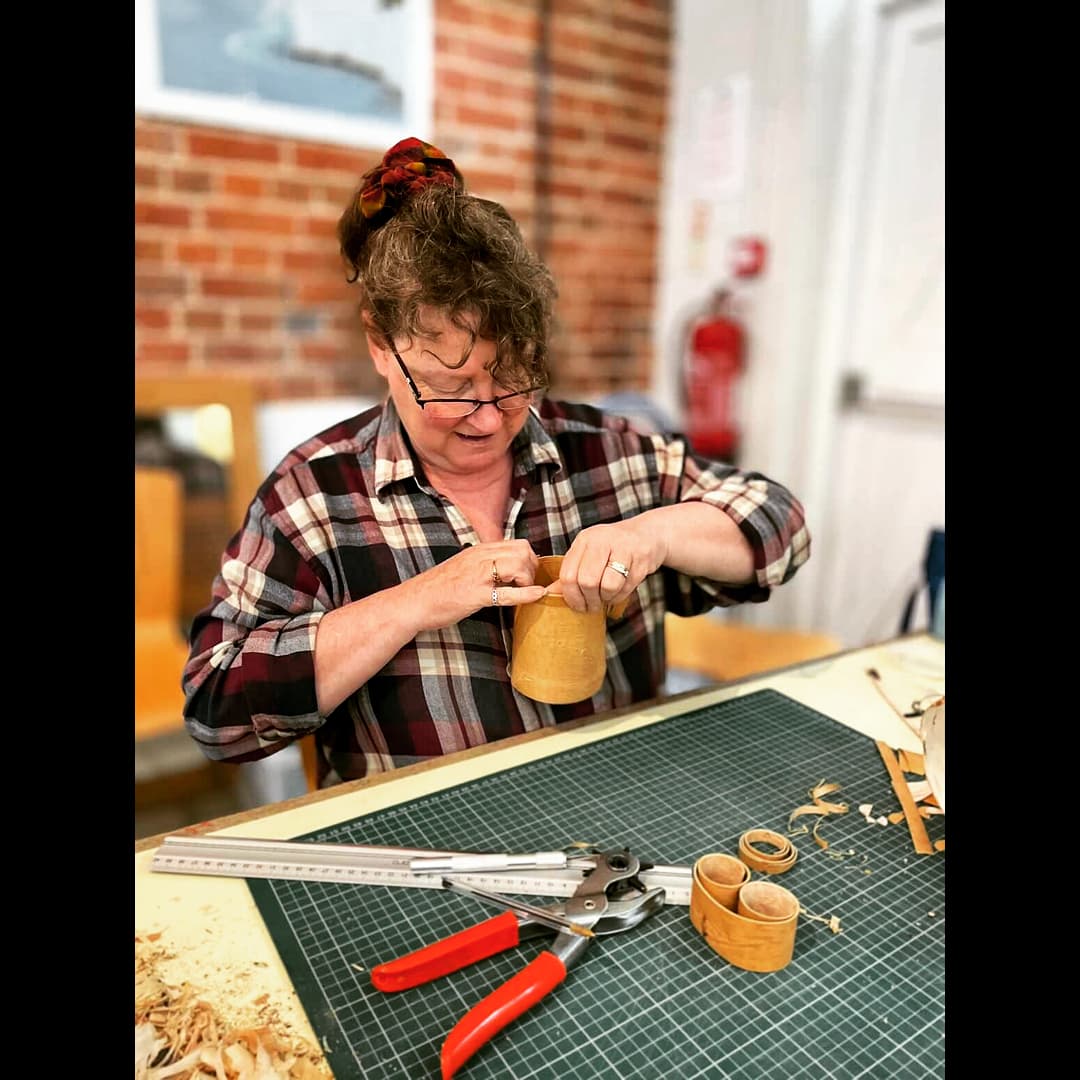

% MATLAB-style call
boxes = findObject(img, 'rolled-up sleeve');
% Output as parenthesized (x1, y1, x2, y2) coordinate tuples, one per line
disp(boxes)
(672, 439, 811, 607)
(182, 495, 331, 763)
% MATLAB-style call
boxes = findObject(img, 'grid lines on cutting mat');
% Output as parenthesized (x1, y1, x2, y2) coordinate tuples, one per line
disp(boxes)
(248, 689, 944, 1079)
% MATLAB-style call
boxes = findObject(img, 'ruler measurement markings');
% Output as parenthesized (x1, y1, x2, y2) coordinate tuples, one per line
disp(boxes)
(151, 836, 693, 905)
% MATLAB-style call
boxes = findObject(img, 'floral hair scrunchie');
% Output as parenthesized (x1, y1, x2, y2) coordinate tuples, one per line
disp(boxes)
(358, 137, 462, 223)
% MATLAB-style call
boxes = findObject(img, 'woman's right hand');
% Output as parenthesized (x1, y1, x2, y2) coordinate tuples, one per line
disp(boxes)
(406, 539, 548, 633)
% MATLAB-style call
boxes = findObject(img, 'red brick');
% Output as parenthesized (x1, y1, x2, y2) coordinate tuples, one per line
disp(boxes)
(283, 250, 337, 272)
(139, 342, 190, 363)
(135, 273, 187, 298)
(232, 247, 273, 269)
(177, 243, 220, 265)
(188, 132, 280, 163)
(223, 174, 265, 197)
(135, 124, 176, 153)
(135, 202, 191, 227)
(135, 239, 165, 261)
(205, 208, 295, 235)
(275, 180, 312, 200)
(173, 169, 213, 192)
(300, 217, 340, 240)
(435, 34, 529, 68)
(295, 144, 370, 173)
(202, 277, 283, 299)
(296, 282, 350, 304)
(135, 305, 170, 330)
(206, 343, 281, 362)
(300, 342, 342, 361)
(186, 310, 225, 330)
(456, 104, 526, 132)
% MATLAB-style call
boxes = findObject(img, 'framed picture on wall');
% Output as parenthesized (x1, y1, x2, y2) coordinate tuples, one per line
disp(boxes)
(134, 0, 433, 147)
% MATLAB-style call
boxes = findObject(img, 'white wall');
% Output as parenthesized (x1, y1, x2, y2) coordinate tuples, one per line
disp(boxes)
(653, 0, 942, 644)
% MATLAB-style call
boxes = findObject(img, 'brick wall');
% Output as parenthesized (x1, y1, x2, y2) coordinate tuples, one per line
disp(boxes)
(134, 0, 672, 402)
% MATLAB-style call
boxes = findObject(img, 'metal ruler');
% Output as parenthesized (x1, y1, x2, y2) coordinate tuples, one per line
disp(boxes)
(150, 835, 694, 906)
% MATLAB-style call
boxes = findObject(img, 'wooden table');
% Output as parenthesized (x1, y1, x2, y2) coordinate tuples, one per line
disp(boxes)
(135, 632, 944, 1073)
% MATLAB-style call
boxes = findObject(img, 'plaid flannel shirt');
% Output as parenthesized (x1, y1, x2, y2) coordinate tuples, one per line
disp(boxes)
(182, 398, 810, 785)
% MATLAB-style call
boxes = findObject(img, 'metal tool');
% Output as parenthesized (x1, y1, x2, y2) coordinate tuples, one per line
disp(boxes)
(441, 877, 595, 938)
(371, 848, 667, 1079)
(149, 835, 694, 905)
(410, 851, 593, 874)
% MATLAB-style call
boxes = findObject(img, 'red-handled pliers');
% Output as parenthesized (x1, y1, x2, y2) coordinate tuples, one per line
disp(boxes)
(371, 849, 666, 1078)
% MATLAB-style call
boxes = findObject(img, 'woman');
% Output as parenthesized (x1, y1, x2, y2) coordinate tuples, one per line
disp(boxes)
(182, 137, 811, 787)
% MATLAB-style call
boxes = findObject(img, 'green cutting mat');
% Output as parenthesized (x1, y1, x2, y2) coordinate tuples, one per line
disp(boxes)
(249, 689, 945, 1079)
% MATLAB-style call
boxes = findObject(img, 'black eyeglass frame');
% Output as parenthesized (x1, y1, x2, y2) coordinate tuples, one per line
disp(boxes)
(389, 343, 545, 417)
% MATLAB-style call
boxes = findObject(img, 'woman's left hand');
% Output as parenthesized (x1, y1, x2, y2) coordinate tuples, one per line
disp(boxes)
(557, 520, 664, 614)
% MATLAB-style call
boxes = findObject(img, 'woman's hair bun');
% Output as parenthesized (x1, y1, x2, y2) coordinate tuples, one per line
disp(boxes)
(359, 137, 462, 220)
(339, 137, 464, 279)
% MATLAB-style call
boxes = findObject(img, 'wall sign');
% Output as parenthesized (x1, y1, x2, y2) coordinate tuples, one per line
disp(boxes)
(689, 75, 750, 202)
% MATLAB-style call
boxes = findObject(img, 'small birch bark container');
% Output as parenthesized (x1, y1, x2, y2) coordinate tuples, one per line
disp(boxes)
(689, 857, 800, 972)
(510, 556, 609, 704)
(696, 853, 751, 910)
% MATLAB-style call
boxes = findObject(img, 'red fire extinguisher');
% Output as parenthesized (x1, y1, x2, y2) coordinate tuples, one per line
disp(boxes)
(683, 288, 745, 460)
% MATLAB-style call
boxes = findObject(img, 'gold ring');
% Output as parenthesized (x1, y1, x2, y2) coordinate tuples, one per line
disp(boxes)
(492, 587, 500, 607)
(606, 560, 630, 579)
(492, 560, 500, 586)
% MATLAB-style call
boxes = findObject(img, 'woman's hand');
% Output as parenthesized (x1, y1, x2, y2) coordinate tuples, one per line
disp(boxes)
(406, 539, 548, 632)
(315, 539, 545, 715)
(557, 521, 665, 614)
(558, 504, 756, 614)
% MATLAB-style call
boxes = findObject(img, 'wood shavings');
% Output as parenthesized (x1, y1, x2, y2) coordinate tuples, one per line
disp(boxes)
(788, 780, 850, 829)
(822, 847, 859, 861)
(788, 780, 850, 855)
(858, 804, 889, 827)
(799, 906, 843, 934)
(887, 811, 906, 825)
(918, 805, 944, 818)
(897, 749, 925, 775)
(934, 839, 945, 852)
(135, 933, 329, 1080)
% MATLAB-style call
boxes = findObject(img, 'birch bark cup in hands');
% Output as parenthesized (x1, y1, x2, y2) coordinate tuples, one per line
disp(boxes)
(510, 556, 613, 704)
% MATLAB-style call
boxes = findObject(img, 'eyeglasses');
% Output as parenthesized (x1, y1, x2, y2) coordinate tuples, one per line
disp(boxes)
(389, 343, 543, 419)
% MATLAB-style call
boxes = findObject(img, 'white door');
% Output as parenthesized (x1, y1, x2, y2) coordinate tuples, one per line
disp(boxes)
(798, 0, 945, 647)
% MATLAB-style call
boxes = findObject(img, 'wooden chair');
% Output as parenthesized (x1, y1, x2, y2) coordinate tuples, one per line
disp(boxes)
(299, 735, 321, 792)
(664, 612, 842, 685)
(136, 376, 328, 794)
(135, 376, 262, 743)
(135, 466, 193, 740)
(134, 376, 261, 534)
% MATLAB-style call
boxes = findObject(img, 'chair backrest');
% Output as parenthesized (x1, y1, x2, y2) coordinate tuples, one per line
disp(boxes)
(135, 465, 194, 741)
(664, 613, 842, 684)
(135, 466, 183, 623)
(135, 375, 261, 533)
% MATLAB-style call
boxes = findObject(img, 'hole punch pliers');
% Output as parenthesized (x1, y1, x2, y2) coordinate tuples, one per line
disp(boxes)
(371, 848, 666, 1078)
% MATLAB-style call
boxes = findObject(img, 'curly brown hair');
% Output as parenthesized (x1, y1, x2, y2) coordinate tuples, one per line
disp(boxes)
(337, 183, 557, 388)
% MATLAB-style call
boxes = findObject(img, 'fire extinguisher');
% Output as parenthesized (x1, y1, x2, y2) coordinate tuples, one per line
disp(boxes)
(682, 288, 745, 460)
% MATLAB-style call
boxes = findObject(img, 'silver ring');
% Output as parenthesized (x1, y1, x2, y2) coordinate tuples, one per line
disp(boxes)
(606, 560, 630, 579)
(492, 587, 500, 606)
